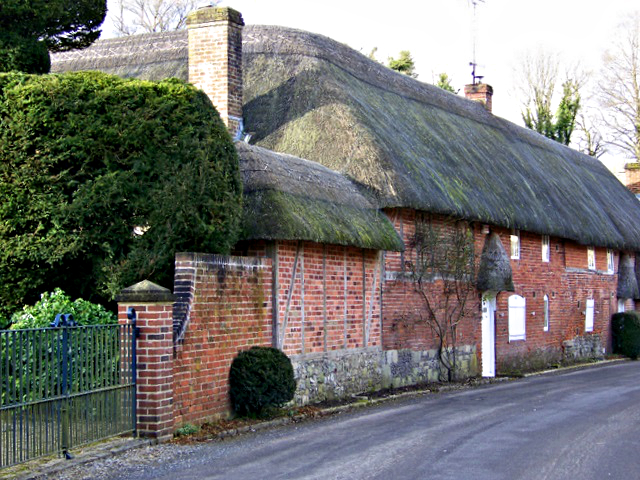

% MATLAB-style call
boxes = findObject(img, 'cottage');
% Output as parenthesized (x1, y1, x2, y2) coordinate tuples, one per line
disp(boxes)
(53, 6, 640, 427)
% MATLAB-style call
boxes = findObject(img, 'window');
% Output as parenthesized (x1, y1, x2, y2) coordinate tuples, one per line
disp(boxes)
(543, 295, 550, 331)
(542, 235, 550, 262)
(510, 230, 520, 260)
(585, 298, 594, 332)
(508, 294, 526, 341)
(618, 299, 626, 313)
(607, 249, 614, 274)
(587, 247, 596, 270)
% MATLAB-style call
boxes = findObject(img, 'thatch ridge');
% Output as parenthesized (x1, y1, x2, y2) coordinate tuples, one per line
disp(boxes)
(237, 142, 403, 251)
(51, 31, 188, 81)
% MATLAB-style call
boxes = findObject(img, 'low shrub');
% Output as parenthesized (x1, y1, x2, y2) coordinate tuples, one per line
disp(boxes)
(611, 311, 640, 359)
(175, 423, 200, 437)
(229, 346, 296, 417)
(8, 288, 116, 329)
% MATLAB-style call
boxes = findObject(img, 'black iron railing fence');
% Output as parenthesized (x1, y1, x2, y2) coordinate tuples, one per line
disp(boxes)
(0, 320, 136, 468)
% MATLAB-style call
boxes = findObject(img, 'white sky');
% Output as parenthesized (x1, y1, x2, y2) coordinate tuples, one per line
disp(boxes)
(103, 0, 637, 160)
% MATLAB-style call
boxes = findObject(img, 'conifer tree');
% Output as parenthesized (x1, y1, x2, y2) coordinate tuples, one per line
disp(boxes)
(0, 0, 106, 73)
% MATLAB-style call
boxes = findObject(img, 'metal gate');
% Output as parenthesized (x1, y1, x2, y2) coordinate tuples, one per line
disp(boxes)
(0, 317, 136, 468)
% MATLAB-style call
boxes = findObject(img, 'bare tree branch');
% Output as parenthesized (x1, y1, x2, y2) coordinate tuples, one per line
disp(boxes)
(398, 216, 478, 382)
(599, 12, 640, 161)
(110, 0, 219, 36)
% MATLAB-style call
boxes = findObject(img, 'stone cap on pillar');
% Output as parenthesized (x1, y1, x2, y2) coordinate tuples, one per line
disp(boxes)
(115, 279, 176, 304)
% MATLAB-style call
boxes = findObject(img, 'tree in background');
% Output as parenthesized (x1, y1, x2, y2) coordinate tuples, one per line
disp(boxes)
(435, 72, 458, 94)
(519, 51, 582, 146)
(0, 71, 242, 319)
(111, 0, 219, 35)
(0, 0, 106, 73)
(574, 112, 606, 159)
(598, 13, 640, 161)
(388, 50, 418, 78)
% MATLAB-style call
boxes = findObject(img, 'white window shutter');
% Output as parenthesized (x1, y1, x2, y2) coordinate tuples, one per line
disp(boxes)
(585, 299, 594, 332)
(508, 295, 526, 341)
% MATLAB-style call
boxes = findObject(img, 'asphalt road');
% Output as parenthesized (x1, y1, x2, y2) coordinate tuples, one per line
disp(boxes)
(58, 361, 640, 480)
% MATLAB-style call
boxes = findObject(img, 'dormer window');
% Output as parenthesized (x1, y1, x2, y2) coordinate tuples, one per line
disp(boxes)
(587, 247, 596, 270)
(510, 230, 520, 260)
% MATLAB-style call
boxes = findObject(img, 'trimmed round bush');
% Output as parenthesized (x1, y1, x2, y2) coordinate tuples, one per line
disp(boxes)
(229, 346, 296, 416)
(611, 311, 640, 360)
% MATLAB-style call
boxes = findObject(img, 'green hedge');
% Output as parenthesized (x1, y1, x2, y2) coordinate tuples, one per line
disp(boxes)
(229, 347, 296, 416)
(0, 71, 242, 318)
(611, 311, 640, 359)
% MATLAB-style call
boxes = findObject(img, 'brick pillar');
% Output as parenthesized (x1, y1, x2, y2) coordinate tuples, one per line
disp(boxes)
(116, 280, 176, 442)
(464, 83, 493, 113)
(187, 6, 244, 139)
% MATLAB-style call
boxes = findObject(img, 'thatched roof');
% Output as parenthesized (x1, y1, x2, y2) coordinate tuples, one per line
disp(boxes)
(51, 25, 640, 250)
(51, 30, 188, 80)
(237, 142, 403, 251)
(241, 25, 640, 251)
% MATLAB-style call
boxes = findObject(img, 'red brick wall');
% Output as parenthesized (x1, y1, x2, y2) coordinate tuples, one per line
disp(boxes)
(381, 209, 619, 372)
(169, 242, 381, 422)
(490, 228, 616, 369)
(121, 209, 624, 431)
(381, 209, 480, 352)
(172, 253, 272, 424)
(238, 240, 381, 356)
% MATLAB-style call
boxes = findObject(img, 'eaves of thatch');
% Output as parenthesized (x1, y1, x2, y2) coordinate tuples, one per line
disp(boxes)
(237, 142, 403, 251)
(242, 25, 640, 251)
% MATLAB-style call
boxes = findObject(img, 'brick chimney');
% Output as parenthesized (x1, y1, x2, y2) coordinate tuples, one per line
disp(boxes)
(464, 83, 493, 113)
(624, 162, 640, 195)
(187, 6, 244, 139)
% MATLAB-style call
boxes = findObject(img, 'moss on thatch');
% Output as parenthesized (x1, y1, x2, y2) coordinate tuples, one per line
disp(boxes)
(242, 25, 640, 251)
(238, 142, 402, 251)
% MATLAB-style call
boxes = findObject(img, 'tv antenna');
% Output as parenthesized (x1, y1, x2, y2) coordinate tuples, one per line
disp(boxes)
(469, 0, 485, 84)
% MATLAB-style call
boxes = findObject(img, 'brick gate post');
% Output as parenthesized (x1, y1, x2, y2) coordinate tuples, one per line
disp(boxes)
(116, 280, 175, 442)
